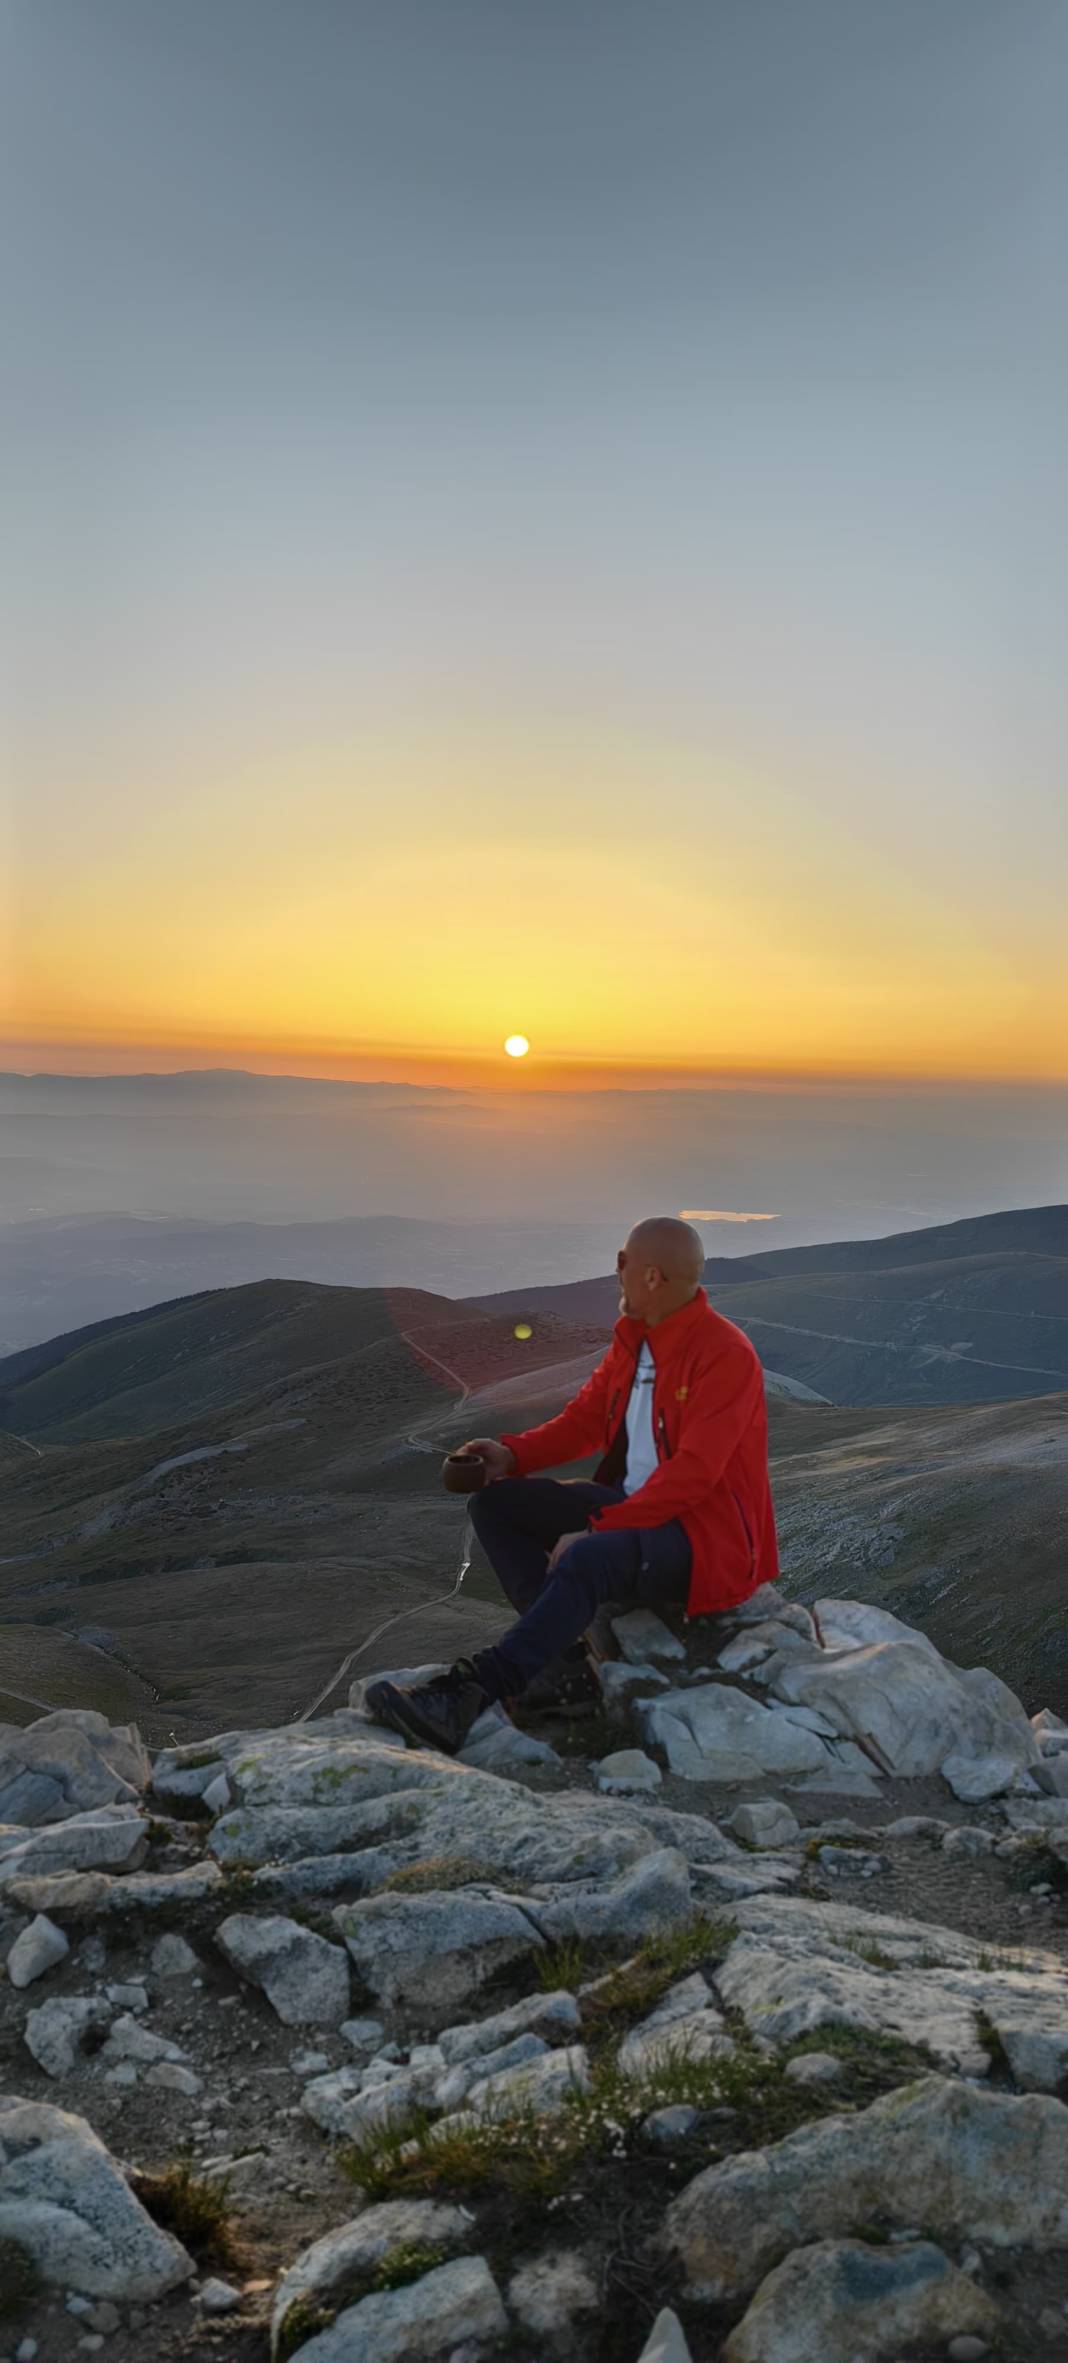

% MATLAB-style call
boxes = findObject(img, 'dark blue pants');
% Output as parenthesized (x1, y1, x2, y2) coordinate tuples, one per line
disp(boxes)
(467, 1476, 691, 1703)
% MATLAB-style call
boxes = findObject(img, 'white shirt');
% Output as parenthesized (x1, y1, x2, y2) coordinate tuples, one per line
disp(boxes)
(623, 1341, 659, 1496)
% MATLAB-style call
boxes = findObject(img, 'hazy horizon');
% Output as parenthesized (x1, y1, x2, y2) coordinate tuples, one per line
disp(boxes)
(6, 1, 1067, 1090)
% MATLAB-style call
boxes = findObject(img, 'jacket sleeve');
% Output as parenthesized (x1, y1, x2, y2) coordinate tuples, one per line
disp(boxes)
(499, 1349, 616, 1476)
(587, 1342, 763, 1531)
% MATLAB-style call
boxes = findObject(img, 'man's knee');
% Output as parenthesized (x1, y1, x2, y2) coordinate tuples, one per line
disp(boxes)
(469, 1475, 525, 1534)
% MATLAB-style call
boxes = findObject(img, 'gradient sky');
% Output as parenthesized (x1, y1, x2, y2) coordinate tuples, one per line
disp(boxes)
(5, 0, 1067, 1086)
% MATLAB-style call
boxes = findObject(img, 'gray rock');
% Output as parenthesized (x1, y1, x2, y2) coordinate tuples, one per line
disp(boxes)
(340, 2016, 387, 2058)
(0, 1813, 149, 1887)
(942, 1827, 996, 1858)
(96, 2014, 188, 2068)
(531, 1847, 692, 1947)
(105, 1981, 148, 2012)
(0, 2095, 192, 2297)
(637, 2310, 695, 2363)
(437, 1988, 581, 2066)
(1034, 1755, 1068, 1798)
(507, 2248, 599, 2343)
(196, 2276, 242, 2312)
(664, 2075, 1068, 2301)
(23, 1994, 112, 2078)
(714, 1893, 1068, 2085)
(464, 2044, 590, 2121)
(332, 1890, 542, 2020)
(216, 1913, 350, 2026)
(287, 2253, 507, 2360)
(145, 2063, 201, 2097)
(434, 2033, 549, 2114)
(783, 2051, 844, 2086)
(271, 2201, 472, 2357)
(618, 1975, 733, 2076)
(458, 1705, 561, 1775)
(150, 1932, 199, 1979)
(720, 2237, 1002, 2363)
(303, 2061, 436, 2143)
(947, 2338, 993, 2361)
(6, 1915, 70, 1989)
(594, 1750, 662, 1796)
(728, 1802, 801, 1850)
(640, 1684, 837, 1785)
(598, 1660, 671, 1709)
(643, 2105, 701, 2146)
(0, 1714, 149, 1830)
(765, 1627, 1037, 1790)
(612, 1611, 686, 1665)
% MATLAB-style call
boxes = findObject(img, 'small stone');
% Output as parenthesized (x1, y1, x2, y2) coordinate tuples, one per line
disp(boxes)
(643, 2105, 701, 2146)
(947, 2339, 991, 2361)
(78, 2339, 104, 2354)
(16, 2338, 39, 2361)
(729, 1802, 801, 1851)
(339, 2015, 385, 2057)
(5, 1914, 70, 1989)
(289, 2050, 331, 2077)
(85, 2302, 121, 2333)
(594, 1749, 662, 1795)
(67, 2297, 93, 2317)
(146, 2063, 202, 2097)
(941, 1828, 995, 1858)
(637, 2310, 695, 2362)
(784, 2052, 844, 2086)
(195, 2277, 242, 2313)
(150, 1931, 199, 1979)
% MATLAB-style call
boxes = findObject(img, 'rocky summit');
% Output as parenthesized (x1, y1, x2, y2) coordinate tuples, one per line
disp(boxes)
(1, 1585, 1067, 2363)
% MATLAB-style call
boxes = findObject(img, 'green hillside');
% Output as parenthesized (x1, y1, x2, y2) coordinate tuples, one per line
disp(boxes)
(0, 1279, 476, 1443)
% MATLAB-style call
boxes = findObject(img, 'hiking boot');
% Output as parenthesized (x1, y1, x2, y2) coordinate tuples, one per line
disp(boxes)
(365, 1661, 489, 1757)
(520, 1649, 601, 1716)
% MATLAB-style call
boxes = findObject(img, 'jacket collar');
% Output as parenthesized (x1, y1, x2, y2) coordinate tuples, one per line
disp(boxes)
(613, 1285, 709, 1359)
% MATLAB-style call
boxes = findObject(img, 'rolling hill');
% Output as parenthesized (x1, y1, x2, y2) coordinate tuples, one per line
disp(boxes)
(469, 1204, 1068, 1405)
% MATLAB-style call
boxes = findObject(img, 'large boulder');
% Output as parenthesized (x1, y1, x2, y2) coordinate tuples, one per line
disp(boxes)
(215, 1914, 350, 2026)
(713, 1894, 1068, 2087)
(0, 1810, 149, 1887)
(759, 1633, 1038, 1792)
(0, 2096, 192, 2298)
(0, 1715, 149, 1829)
(721, 2237, 1002, 2363)
(639, 1684, 839, 1785)
(332, 1890, 543, 2019)
(664, 2076, 1068, 2300)
(272, 2201, 472, 2358)
(284, 2253, 507, 2360)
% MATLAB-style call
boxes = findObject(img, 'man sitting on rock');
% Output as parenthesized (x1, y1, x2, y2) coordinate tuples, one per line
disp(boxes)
(368, 1215, 778, 1755)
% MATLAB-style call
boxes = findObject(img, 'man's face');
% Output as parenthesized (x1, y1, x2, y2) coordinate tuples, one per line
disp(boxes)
(617, 1240, 654, 1318)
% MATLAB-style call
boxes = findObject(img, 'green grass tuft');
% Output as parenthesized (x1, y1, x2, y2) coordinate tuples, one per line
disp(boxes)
(133, 2160, 241, 2269)
(383, 1858, 484, 1895)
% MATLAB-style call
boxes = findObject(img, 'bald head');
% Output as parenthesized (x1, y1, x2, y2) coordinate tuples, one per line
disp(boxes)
(617, 1215, 706, 1324)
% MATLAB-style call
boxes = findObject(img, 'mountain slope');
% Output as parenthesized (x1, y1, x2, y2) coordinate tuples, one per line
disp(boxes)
(468, 1206, 1068, 1405)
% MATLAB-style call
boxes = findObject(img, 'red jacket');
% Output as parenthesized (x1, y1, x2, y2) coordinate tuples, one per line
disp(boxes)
(500, 1287, 778, 1616)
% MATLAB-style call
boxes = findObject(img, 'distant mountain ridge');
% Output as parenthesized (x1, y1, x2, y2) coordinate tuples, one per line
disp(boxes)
(468, 1204, 1068, 1406)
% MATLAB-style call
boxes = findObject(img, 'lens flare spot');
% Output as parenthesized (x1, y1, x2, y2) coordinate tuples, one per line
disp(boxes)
(514, 1321, 533, 1340)
(504, 1034, 530, 1058)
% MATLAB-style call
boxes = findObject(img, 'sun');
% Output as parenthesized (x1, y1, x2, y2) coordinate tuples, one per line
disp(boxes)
(503, 1034, 530, 1058)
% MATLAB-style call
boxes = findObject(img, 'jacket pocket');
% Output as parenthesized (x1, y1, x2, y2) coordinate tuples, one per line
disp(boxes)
(730, 1488, 756, 1573)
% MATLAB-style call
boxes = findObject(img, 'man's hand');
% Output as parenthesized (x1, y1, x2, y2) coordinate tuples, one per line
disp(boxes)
(546, 1529, 588, 1574)
(456, 1437, 516, 1483)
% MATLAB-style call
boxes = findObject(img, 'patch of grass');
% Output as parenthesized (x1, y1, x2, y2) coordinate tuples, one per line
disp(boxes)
(277, 2298, 335, 2360)
(578, 1915, 736, 2044)
(372, 2241, 449, 2291)
(842, 1937, 898, 1971)
(383, 1857, 483, 1895)
(220, 1864, 257, 1899)
(133, 2160, 241, 2269)
(975, 2010, 1013, 2077)
(535, 1934, 588, 1992)
(0, 2238, 41, 2321)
